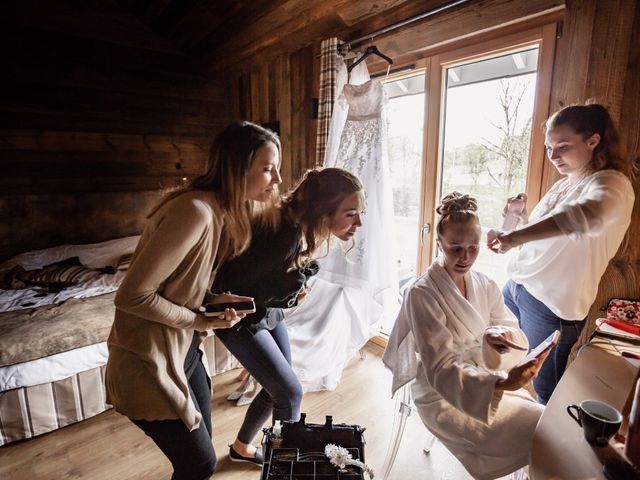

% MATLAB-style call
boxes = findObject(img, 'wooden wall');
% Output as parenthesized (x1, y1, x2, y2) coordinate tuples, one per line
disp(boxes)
(0, 2, 228, 261)
(226, 47, 317, 191)
(551, 0, 640, 345)
(226, 0, 567, 187)
(225, 0, 640, 333)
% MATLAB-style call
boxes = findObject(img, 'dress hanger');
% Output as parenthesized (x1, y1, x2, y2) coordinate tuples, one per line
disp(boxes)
(347, 45, 393, 73)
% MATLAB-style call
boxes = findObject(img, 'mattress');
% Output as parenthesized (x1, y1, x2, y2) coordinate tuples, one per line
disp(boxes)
(0, 236, 240, 446)
(0, 292, 116, 368)
(0, 236, 138, 313)
(0, 365, 109, 446)
(0, 343, 108, 392)
(0, 237, 136, 446)
(0, 335, 238, 446)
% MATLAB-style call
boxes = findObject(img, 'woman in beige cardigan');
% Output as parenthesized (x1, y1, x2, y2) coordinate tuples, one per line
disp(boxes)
(105, 121, 282, 480)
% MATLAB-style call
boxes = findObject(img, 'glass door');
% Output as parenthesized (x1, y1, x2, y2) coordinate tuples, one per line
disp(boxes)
(381, 70, 426, 334)
(421, 25, 556, 282)
(375, 25, 556, 338)
(440, 48, 538, 284)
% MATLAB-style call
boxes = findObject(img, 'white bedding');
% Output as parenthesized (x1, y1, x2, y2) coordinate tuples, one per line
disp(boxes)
(0, 236, 139, 313)
(0, 236, 139, 390)
(0, 271, 126, 312)
(0, 235, 140, 271)
(0, 342, 108, 391)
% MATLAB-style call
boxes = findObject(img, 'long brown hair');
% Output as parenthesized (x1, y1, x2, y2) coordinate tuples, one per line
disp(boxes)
(280, 167, 363, 265)
(149, 121, 281, 258)
(545, 101, 632, 177)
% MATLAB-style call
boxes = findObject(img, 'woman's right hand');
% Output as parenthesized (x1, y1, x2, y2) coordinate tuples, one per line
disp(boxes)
(495, 349, 550, 392)
(503, 193, 529, 224)
(196, 292, 252, 330)
(195, 311, 243, 330)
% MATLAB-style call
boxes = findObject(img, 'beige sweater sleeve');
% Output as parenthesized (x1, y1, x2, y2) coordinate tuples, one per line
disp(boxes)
(114, 196, 217, 329)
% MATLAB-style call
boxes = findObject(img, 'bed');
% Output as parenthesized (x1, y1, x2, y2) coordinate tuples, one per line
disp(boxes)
(0, 237, 238, 446)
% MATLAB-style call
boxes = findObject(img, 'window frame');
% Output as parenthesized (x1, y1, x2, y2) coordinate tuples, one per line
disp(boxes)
(372, 23, 557, 342)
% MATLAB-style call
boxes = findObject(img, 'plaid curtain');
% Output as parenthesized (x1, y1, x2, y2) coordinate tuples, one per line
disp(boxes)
(315, 37, 342, 166)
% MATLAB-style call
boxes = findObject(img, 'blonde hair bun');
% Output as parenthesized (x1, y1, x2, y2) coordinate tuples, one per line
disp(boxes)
(436, 192, 478, 217)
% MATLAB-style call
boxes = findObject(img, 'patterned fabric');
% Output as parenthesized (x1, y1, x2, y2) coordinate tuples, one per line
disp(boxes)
(28, 264, 102, 285)
(0, 335, 239, 446)
(116, 253, 133, 271)
(607, 298, 640, 324)
(315, 37, 342, 166)
(0, 292, 116, 367)
(0, 365, 110, 446)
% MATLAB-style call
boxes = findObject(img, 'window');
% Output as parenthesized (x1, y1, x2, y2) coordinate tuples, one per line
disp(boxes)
(378, 25, 556, 337)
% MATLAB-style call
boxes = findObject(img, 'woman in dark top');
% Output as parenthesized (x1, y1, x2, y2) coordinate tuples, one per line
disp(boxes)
(213, 167, 364, 465)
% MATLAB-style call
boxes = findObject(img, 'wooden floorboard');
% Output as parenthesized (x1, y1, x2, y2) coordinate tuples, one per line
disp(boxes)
(0, 343, 471, 479)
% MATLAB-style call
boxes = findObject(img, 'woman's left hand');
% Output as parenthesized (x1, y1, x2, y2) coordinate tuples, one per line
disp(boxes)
(497, 349, 550, 391)
(487, 229, 517, 254)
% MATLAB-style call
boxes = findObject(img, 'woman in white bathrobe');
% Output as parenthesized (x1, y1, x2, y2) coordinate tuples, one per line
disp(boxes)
(383, 192, 547, 480)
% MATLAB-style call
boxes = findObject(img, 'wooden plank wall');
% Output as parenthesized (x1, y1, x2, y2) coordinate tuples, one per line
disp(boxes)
(226, 0, 640, 331)
(547, 0, 640, 345)
(226, 0, 566, 187)
(227, 46, 317, 191)
(0, 4, 228, 261)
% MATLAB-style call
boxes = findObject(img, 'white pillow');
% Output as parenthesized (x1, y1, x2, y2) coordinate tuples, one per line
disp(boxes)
(0, 236, 140, 272)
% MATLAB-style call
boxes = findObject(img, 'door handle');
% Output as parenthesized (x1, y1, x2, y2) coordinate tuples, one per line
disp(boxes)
(420, 223, 431, 246)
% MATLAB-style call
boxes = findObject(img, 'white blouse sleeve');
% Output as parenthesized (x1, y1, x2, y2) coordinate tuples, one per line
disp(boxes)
(553, 170, 634, 239)
(407, 286, 503, 424)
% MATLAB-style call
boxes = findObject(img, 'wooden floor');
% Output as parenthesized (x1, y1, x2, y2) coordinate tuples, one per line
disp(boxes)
(0, 343, 471, 480)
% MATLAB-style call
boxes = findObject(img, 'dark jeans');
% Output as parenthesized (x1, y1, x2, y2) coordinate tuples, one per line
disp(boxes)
(503, 279, 585, 405)
(215, 317, 303, 444)
(133, 336, 216, 480)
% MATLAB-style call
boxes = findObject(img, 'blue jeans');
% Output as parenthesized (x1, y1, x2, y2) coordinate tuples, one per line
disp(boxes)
(215, 316, 303, 444)
(133, 348, 216, 480)
(502, 280, 585, 405)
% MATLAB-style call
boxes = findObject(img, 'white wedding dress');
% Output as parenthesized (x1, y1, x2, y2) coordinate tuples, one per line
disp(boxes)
(285, 60, 399, 391)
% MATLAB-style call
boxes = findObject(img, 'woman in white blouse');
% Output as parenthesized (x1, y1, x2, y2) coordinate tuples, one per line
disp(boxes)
(488, 102, 635, 404)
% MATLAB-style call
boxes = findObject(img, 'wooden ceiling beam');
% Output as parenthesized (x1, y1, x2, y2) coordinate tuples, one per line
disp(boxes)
(148, 0, 201, 35)
(116, 0, 175, 26)
(204, 0, 351, 65)
(2, 0, 181, 54)
(348, 0, 564, 71)
(168, 0, 263, 52)
(201, 0, 454, 74)
(1, 24, 203, 78)
(335, 0, 454, 42)
(335, 0, 430, 27)
(188, 0, 298, 57)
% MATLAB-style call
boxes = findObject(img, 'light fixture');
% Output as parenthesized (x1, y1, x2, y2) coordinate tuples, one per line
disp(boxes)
(175, 162, 188, 182)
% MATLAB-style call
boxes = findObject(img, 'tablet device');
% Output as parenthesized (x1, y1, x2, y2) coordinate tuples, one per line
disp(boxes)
(517, 330, 560, 366)
(203, 300, 256, 316)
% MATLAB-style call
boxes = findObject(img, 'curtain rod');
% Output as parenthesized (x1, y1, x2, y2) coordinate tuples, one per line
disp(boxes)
(339, 0, 474, 53)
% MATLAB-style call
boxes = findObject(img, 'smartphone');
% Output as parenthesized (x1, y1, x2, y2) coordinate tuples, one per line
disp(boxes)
(517, 330, 560, 366)
(203, 301, 256, 316)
